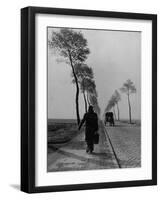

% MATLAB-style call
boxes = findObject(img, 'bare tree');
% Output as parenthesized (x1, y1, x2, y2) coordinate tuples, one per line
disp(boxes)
(85, 79, 97, 106)
(72, 63, 93, 113)
(110, 95, 117, 120)
(120, 79, 136, 123)
(49, 28, 90, 125)
(104, 94, 117, 120)
(89, 94, 101, 116)
(72, 63, 100, 116)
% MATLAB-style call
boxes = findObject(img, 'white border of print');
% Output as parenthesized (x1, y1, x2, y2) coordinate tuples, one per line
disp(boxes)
(35, 14, 152, 186)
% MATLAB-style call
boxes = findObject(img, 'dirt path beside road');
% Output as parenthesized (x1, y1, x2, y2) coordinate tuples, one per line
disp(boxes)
(48, 122, 119, 172)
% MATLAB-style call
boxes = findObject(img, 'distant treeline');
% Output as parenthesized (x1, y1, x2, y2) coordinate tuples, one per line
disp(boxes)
(104, 79, 137, 124)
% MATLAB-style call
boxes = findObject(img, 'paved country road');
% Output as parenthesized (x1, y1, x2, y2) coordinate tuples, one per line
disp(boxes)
(47, 122, 118, 172)
(47, 121, 141, 172)
(105, 121, 141, 168)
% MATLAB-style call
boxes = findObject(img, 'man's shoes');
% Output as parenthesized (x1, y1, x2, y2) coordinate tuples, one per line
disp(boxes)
(86, 147, 94, 154)
(88, 149, 93, 154)
(86, 148, 89, 153)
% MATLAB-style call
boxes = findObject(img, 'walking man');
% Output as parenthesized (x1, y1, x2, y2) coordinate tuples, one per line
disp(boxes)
(78, 106, 98, 153)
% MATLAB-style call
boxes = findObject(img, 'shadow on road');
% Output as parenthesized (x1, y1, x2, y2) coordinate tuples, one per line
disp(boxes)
(48, 141, 86, 153)
(48, 144, 113, 171)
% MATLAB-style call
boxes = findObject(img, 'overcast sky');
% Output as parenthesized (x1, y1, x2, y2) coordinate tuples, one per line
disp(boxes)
(48, 27, 141, 120)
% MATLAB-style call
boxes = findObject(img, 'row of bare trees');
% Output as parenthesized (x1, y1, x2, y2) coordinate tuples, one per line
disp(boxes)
(73, 63, 100, 116)
(49, 28, 100, 125)
(104, 79, 136, 123)
(104, 90, 121, 121)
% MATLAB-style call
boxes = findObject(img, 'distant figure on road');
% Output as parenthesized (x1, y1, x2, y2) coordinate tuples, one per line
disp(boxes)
(105, 112, 115, 126)
(78, 106, 98, 153)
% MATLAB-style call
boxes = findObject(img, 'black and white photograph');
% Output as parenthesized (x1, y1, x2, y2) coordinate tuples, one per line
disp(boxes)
(47, 27, 141, 172)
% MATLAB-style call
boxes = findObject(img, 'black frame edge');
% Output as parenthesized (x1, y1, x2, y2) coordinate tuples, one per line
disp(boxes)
(21, 7, 30, 193)
(21, 7, 35, 193)
(152, 14, 157, 185)
(32, 180, 155, 193)
(24, 6, 157, 20)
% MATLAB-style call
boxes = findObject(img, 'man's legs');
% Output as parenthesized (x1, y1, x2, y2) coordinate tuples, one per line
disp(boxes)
(86, 140, 94, 153)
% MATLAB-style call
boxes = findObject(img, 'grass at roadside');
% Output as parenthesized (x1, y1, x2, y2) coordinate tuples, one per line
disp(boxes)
(48, 119, 79, 145)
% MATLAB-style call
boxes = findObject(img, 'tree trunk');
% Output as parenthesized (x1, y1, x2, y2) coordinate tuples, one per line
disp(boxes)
(127, 93, 132, 123)
(68, 50, 80, 125)
(83, 91, 87, 113)
(113, 107, 117, 120)
(116, 102, 120, 121)
(86, 92, 90, 106)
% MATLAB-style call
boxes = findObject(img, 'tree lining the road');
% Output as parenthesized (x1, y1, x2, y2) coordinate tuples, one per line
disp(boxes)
(73, 64, 100, 116)
(72, 63, 93, 113)
(114, 90, 121, 121)
(104, 91, 121, 121)
(120, 79, 136, 124)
